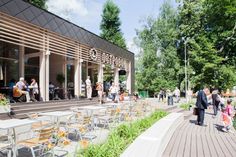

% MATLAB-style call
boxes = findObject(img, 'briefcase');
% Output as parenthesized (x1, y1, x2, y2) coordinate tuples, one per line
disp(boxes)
(193, 107, 198, 116)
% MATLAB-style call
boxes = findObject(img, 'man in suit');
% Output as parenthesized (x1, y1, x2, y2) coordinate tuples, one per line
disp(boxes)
(196, 87, 209, 126)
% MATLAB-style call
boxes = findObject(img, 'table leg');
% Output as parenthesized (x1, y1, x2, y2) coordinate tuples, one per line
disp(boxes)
(12, 128, 17, 157)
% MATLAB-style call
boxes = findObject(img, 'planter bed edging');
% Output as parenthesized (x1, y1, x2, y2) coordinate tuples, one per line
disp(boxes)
(121, 112, 184, 157)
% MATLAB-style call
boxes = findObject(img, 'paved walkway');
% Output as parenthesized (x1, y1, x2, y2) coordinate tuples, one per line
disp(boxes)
(163, 109, 236, 157)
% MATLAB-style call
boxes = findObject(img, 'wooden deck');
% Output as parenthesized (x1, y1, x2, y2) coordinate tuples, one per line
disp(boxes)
(163, 109, 236, 157)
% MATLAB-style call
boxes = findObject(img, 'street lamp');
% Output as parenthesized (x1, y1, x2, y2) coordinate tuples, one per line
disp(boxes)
(183, 37, 189, 101)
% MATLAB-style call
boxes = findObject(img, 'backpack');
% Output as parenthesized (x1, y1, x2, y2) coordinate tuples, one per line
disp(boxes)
(216, 95, 221, 102)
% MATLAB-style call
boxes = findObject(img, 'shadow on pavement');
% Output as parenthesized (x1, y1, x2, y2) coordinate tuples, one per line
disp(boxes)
(205, 112, 214, 116)
(189, 119, 197, 124)
(214, 124, 225, 132)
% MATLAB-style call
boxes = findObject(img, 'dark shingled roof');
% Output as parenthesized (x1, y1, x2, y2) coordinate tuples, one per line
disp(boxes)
(0, 0, 134, 61)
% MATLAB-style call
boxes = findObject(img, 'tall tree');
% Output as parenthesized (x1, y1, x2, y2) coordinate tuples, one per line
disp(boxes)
(177, 0, 236, 90)
(136, 0, 179, 95)
(27, 0, 47, 9)
(100, 0, 126, 49)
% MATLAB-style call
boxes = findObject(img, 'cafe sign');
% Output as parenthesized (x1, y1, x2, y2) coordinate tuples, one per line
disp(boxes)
(101, 53, 124, 68)
(89, 48, 98, 61)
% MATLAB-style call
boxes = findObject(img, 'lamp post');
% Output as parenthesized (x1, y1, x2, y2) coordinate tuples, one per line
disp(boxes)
(183, 37, 189, 101)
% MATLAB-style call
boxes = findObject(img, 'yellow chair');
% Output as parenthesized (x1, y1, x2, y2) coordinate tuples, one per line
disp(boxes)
(17, 127, 54, 157)
(0, 132, 12, 157)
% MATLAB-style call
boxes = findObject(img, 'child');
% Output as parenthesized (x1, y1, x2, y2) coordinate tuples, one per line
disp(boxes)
(226, 99, 233, 117)
(221, 107, 233, 133)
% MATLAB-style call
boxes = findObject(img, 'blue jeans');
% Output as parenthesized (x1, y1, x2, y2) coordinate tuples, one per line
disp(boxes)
(111, 93, 116, 101)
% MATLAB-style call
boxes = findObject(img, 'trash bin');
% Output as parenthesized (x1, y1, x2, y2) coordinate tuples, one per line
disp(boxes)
(168, 96, 173, 105)
(138, 91, 149, 98)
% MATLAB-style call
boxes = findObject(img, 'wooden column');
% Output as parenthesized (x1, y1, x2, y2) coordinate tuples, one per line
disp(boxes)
(126, 62, 132, 94)
(98, 64, 104, 83)
(114, 67, 119, 85)
(39, 33, 50, 101)
(45, 51, 50, 101)
(39, 51, 46, 101)
(74, 59, 82, 98)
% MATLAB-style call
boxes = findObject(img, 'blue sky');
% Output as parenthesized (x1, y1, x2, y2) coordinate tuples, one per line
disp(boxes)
(46, 0, 178, 53)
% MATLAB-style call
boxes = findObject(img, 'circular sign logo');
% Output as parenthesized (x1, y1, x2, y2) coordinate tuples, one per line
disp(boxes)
(89, 48, 97, 61)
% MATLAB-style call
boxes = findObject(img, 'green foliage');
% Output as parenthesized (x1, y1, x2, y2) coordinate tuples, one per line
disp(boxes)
(177, 0, 236, 91)
(28, 0, 47, 9)
(136, 1, 179, 95)
(180, 102, 194, 110)
(0, 95, 9, 106)
(77, 110, 167, 157)
(100, 0, 126, 49)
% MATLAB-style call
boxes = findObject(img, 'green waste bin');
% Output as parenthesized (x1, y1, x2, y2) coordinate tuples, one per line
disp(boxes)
(139, 91, 149, 98)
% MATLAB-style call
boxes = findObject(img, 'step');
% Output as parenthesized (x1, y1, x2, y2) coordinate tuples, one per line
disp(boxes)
(11, 100, 98, 113)
(13, 103, 94, 119)
(0, 103, 97, 119)
(10, 98, 97, 108)
(0, 99, 99, 120)
(13, 101, 98, 114)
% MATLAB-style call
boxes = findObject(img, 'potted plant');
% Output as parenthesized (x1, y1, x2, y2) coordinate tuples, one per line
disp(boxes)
(0, 94, 10, 113)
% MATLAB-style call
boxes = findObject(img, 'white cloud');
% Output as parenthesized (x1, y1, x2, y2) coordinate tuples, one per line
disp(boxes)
(47, 0, 88, 20)
(46, 0, 103, 34)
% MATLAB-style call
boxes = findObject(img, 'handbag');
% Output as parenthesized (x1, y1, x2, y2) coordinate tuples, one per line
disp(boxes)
(193, 107, 199, 116)
(13, 87, 22, 97)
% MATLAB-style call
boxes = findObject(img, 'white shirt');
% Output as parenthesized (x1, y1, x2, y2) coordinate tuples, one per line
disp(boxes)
(110, 86, 117, 94)
(85, 79, 91, 86)
(174, 89, 180, 96)
(31, 82, 39, 94)
(16, 81, 26, 90)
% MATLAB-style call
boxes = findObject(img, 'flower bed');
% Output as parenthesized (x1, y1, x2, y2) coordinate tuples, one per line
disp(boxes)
(77, 110, 167, 157)
(0, 94, 10, 113)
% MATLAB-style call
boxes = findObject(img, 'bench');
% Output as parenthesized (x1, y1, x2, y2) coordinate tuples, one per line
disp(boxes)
(121, 113, 184, 157)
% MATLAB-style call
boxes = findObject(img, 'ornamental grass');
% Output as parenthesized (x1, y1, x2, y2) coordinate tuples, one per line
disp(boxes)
(77, 110, 167, 157)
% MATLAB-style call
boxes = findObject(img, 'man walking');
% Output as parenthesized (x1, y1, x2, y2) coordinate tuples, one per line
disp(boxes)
(196, 87, 209, 126)
(173, 87, 180, 103)
(212, 89, 220, 117)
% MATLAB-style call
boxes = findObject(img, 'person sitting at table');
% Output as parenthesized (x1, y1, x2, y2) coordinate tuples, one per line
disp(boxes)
(30, 78, 38, 102)
(14, 77, 30, 102)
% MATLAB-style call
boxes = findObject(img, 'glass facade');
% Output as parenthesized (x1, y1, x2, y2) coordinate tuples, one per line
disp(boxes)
(0, 41, 19, 87)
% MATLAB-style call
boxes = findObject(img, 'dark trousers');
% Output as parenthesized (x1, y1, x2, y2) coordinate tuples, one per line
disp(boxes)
(197, 108, 205, 125)
(213, 104, 219, 116)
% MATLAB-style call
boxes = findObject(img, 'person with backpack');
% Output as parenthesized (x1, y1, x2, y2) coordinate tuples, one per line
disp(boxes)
(212, 89, 220, 117)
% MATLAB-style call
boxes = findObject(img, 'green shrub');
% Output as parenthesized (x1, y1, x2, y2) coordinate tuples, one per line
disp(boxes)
(180, 102, 194, 110)
(77, 110, 167, 157)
